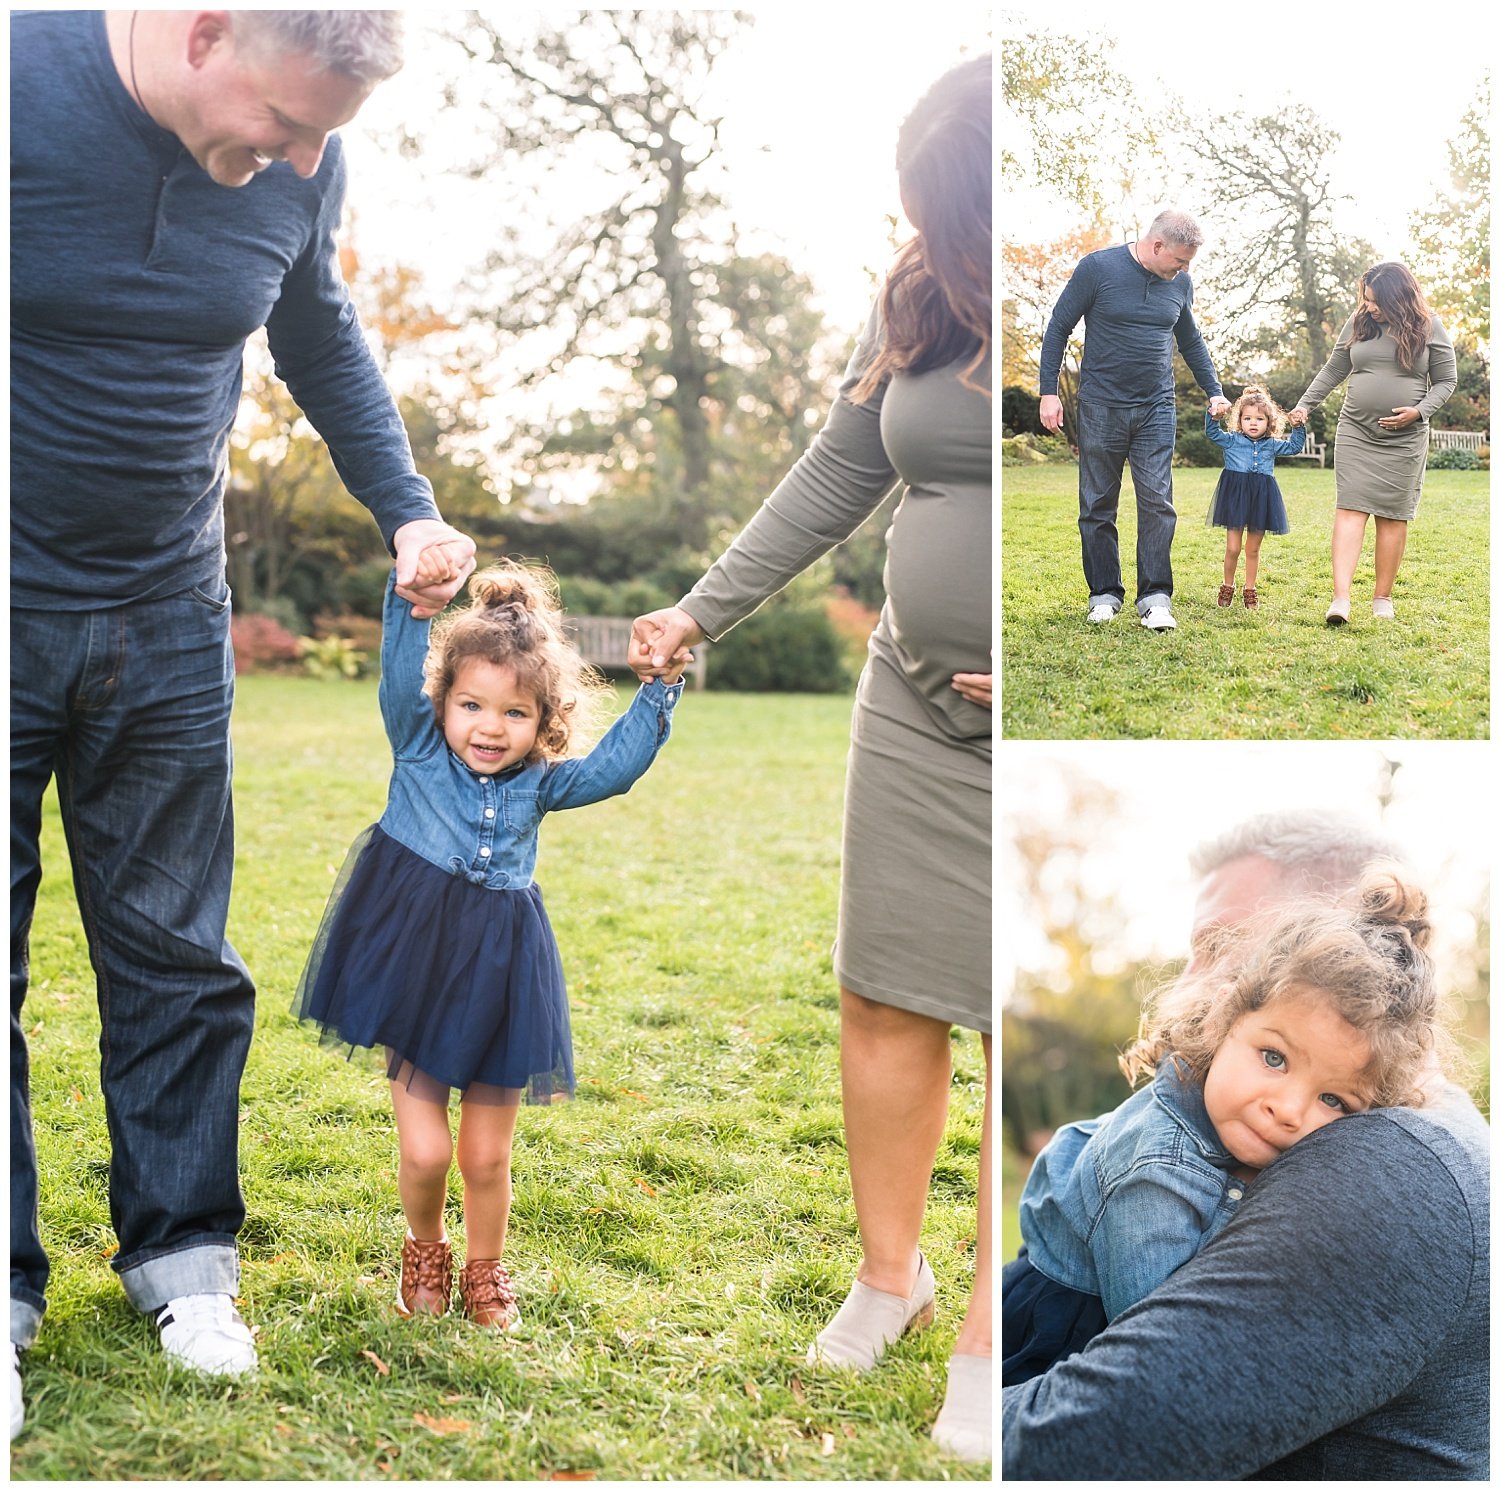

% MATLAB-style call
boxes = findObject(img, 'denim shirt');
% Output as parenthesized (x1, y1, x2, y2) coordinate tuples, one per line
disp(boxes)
(375, 574, 682, 888)
(1204, 408, 1306, 472)
(1018, 1059, 1246, 1320)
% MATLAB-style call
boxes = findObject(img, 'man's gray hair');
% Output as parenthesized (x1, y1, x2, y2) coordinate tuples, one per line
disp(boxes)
(229, 11, 404, 82)
(1190, 810, 1404, 895)
(1145, 210, 1204, 248)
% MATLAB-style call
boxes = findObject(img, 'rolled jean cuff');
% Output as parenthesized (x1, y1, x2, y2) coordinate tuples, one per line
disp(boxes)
(117, 1238, 240, 1314)
(1136, 591, 1172, 615)
(1087, 593, 1121, 612)
(10, 1295, 44, 1349)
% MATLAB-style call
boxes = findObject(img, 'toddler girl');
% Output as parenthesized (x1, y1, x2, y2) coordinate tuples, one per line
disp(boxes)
(1205, 386, 1305, 609)
(294, 558, 684, 1329)
(1001, 866, 1452, 1386)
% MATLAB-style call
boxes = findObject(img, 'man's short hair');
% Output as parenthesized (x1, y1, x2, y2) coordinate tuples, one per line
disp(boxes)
(229, 11, 404, 83)
(1190, 809, 1404, 895)
(1145, 210, 1204, 249)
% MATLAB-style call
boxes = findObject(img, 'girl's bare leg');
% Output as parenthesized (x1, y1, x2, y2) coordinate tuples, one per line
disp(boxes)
(1244, 530, 1263, 589)
(455, 1091, 521, 1260)
(1222, 528, 1243, 586)
(389, 1076, 454, 1240)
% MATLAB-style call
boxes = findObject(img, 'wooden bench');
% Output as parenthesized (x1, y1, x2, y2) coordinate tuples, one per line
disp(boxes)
(564, 615, 709, 690)
(1284, 434, 1327, 468)
(1430, 429, 1488, 451)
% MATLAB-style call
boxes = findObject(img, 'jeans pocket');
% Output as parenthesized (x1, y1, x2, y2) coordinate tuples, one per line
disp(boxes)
(189, 577, 233, 614)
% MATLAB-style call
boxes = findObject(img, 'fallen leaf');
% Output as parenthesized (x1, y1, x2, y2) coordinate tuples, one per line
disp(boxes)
(360, 1349, 390, 1376)
(547, 1472, 598, 1481)
(842, 1423, 856, 1439)
(413, 1412, 471, 1435)
(275, 1423, 294, 1439)
(101, 1242, 119, 1259)
(789, 1375, 806, 1403)
(70, 1087, 84, 1104)
(820, 1432, 835, 1456)
(743, 1379, 762, 1403)
(619, 1088, 648, 1101)
(634, 1177, 657, 1197)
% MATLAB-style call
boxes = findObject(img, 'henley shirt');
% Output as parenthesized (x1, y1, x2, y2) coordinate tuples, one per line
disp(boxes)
(1038, 243, 1223, 409)
(10, 9, 441, 609)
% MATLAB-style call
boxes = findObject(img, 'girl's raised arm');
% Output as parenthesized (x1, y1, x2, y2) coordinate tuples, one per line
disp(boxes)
(377, 571, 442, 761)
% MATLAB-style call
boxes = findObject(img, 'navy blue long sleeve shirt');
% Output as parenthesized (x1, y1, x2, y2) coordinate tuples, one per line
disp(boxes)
(1038, 244, 1223, 409)
(9, 9, 442, 608)
(1002, 1097, 1489, 1480)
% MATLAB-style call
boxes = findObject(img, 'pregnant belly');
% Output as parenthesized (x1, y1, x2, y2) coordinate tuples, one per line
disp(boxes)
(882, 485, 991, 676)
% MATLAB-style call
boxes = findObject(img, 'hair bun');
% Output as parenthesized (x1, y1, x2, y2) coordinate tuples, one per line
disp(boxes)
(466, 562, 554, 615)
(1358, 863, 1433, 951)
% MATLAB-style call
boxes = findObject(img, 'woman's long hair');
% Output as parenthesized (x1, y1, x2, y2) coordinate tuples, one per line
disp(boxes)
(852, 53, 991, 403)
(1351, 262, 1434, 372)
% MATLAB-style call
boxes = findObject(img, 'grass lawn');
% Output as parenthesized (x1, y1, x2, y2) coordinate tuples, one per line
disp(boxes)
(1002, 465, 1489, 738)
(14, 678, 987, 1481)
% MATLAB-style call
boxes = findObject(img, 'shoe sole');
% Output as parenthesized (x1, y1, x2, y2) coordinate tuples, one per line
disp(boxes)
(1325, 615, 1348, 627)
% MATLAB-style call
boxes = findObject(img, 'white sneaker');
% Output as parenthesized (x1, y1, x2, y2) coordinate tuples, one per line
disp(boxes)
(9, 1343, 23, 1442)
(1141, 606, 1177, 631)
(1086, 603, 1118, 624)
(155, 1294, 257, 1376)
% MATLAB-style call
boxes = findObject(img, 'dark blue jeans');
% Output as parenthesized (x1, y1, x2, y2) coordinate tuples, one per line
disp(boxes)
(10, 582, 254, 1344)
(1076, 399, 1177, 613)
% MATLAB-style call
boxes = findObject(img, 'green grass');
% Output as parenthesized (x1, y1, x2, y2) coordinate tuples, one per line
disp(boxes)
(1002, 465, 1490, 738)
(15, 678, 987, 1481)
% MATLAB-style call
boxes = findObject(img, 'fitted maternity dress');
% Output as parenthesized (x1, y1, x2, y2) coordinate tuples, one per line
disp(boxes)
(679, 304, 992, 1033)
(1297, 313, 1457, 520)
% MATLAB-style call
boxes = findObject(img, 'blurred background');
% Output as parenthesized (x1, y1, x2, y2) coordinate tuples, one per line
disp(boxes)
(1000, 742, 1492, 1257)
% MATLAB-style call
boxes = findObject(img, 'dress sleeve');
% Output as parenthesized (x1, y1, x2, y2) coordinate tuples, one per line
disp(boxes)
(677, 303, 899, 641)
(264, 141, 442, 552)
(1203, 407, 1234, 448)
(1297, 315, 1357, 410)
(377, 572, 441, 761)
(1000, 1114, 1479, 1479)
(1418, 316, 1458, 419)
(538, 679, 682, 812)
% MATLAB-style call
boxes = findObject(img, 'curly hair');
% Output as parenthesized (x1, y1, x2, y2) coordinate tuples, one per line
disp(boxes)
(851, 53, 991, 405)
(1224, 384, 1289, 439)
(423, 561, 609, 763)
(1121, 865, 1455, 1109)
(1351, 262, 1434, 373)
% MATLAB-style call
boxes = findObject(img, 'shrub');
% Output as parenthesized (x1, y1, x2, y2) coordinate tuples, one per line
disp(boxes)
(231, 612, 303, 675)
(312, 612, 383, 658)
(706, 600, 850, 693)
(1428, 446, 1480, 470)
(1002, 432, 1074, 467)
(298, 634, 368, 680)
(1002, 385, 1044, 436)
(556, 573, 675, 619)
(1173, 430, 1221, 468)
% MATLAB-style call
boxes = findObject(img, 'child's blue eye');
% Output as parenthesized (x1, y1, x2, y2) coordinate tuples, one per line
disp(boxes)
(506, 708, 528, 719)
(1319, 1093, 1349, 1112)
(1260, 1048, 1286, 1071)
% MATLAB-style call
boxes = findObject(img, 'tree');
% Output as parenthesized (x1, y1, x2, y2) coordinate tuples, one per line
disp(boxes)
(1176, 103, 1376, 371)
(1001, 31, 1162, 220)
(1408, 78, 1489, 347)
(437, 9, 821, 520)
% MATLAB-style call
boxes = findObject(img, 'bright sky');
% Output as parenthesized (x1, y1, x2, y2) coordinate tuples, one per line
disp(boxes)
(999, 742, 1493, 999)
(340, 7, 994, 340)
(1002, 2, 1487, 258)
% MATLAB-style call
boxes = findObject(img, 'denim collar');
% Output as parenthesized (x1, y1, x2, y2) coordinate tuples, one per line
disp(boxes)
(1153, 1057, 1237, 1169)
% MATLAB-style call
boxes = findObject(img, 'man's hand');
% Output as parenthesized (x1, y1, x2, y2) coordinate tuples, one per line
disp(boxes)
(1039, 395, 1064, 433)
(1208, 395, 1231, 419)
(392, 520, 476, 618)
(952, 672, 992, 709)
(1379, 406, 1422, 431)
(630, 605, 704, 681)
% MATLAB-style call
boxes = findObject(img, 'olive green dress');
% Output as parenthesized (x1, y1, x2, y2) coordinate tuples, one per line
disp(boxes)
(1297, 313, 1457, 519)
(679, 304, 992, 1033)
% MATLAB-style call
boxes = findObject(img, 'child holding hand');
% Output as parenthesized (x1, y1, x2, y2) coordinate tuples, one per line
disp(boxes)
(294, 557, 684, 1328)
(1205, 386, 1305, 609)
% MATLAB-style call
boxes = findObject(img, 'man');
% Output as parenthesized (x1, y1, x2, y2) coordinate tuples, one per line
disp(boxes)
(1001, 810, 1489, 1479)
(1039, 210, 1229, 632)
(10, 10, 476, 1437)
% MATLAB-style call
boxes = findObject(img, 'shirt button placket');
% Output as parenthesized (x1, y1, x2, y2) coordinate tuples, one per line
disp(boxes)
(477, 777, 498, 875)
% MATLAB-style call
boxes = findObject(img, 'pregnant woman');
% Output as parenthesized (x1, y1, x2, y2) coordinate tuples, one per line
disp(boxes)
(631, 54, 993, 1462)
(1291, 262, 1456, 623)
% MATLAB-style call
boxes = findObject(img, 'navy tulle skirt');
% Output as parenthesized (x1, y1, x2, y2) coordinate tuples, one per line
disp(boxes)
(1001, 1251, 1108, 1386)
(293, 824, 574, 1104)
(1206, 469, 1290, 534)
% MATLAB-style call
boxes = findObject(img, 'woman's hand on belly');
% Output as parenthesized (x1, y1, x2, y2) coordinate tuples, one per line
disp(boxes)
(952, 672, 992, 709)
(1378, 406, 1423, 431)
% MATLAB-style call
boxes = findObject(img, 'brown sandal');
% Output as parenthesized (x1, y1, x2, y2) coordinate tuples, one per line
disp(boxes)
(1243, 587, 1258, 609)
(396, 1232, 452, 1317)
(1217, 584, 1235, 607)
(459, 1258, 521, 1330)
